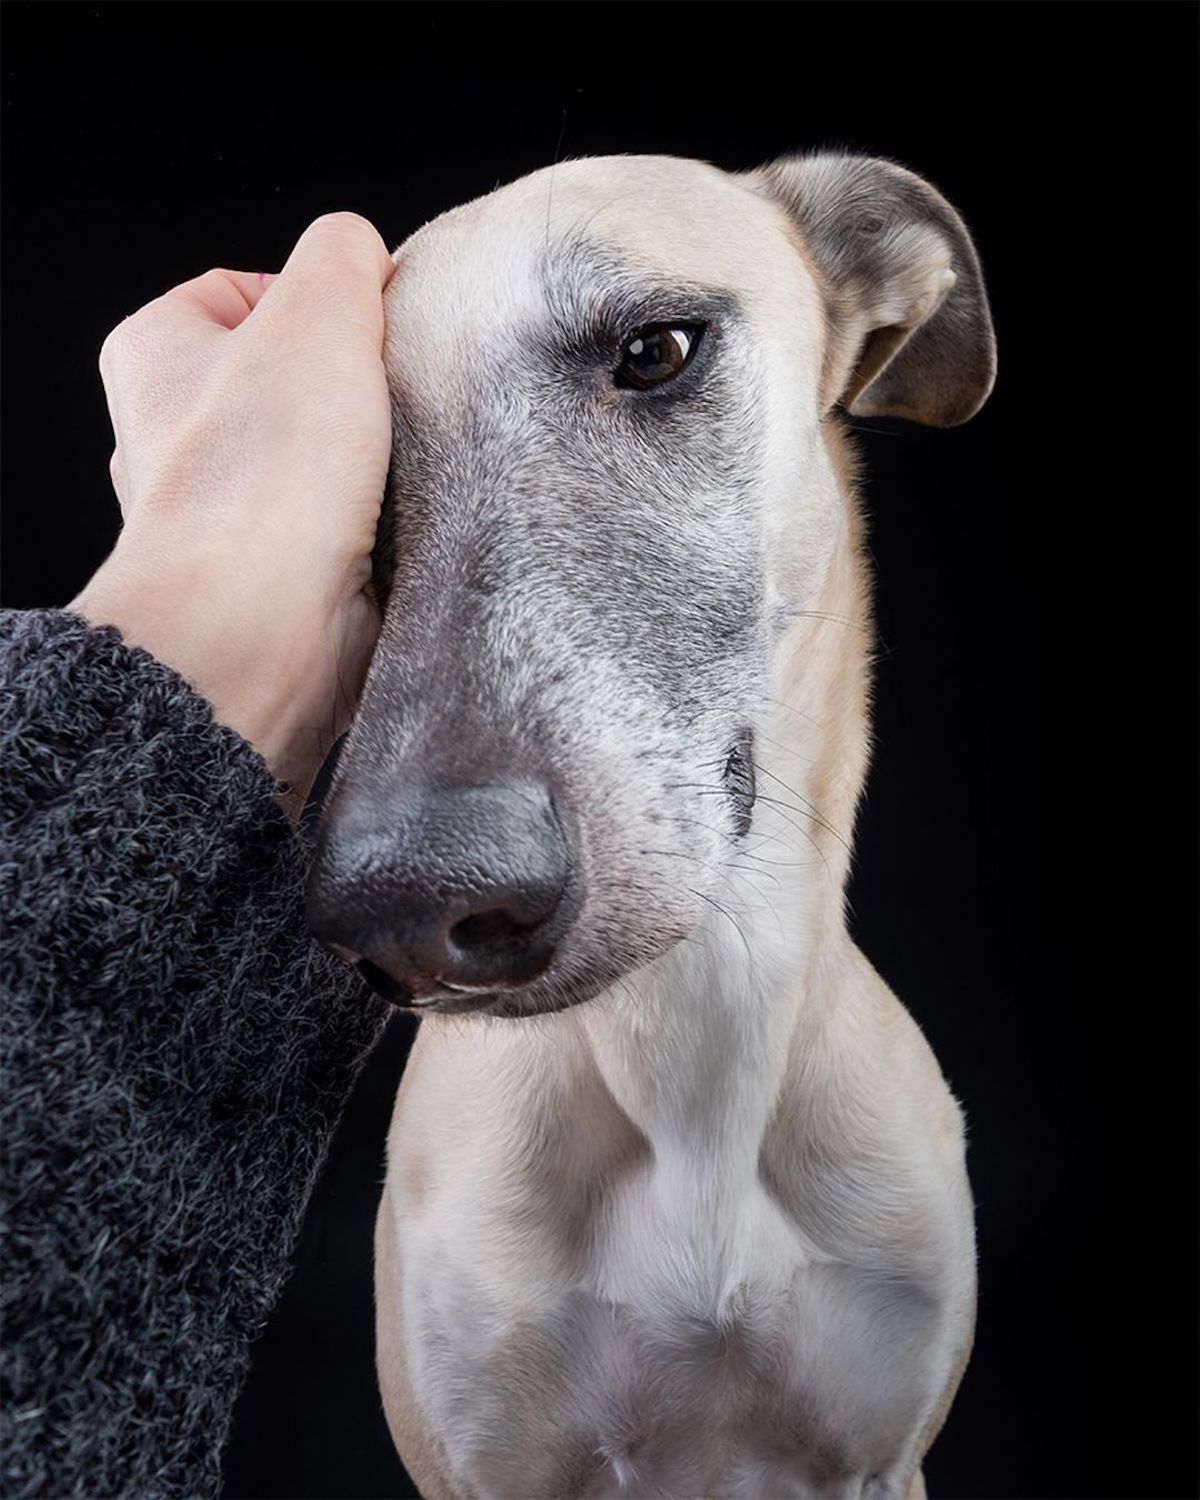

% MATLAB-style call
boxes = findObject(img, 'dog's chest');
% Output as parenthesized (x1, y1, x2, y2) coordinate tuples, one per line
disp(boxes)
(413, 1168, 941, 1499)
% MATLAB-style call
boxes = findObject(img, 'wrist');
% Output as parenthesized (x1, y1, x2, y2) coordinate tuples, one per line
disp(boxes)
(69, 541, 350, 819)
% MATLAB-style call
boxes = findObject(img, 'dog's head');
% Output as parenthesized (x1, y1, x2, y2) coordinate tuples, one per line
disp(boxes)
(307, 152, 995, 1017)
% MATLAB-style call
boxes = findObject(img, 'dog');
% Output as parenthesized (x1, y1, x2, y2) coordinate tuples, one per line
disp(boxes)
(307, 149, 996, 1499)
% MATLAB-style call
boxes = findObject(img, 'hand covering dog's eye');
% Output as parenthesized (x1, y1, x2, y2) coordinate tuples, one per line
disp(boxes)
(615, 324, 704, 390)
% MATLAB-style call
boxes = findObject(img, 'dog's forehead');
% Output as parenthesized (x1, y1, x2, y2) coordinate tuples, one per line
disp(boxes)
(382, 155, 822, 394)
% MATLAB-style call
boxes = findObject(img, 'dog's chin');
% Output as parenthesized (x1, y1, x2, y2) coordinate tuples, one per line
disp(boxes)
(353, 931, 690, 1020)
(346, 893, 707, 1019)
(355, 963, 614, 1020)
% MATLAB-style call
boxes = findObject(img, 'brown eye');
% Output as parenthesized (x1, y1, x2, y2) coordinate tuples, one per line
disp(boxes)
(615, 324, 704, 390)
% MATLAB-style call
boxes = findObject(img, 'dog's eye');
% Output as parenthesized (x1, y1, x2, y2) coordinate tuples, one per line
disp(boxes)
(615, 324, 704, 390)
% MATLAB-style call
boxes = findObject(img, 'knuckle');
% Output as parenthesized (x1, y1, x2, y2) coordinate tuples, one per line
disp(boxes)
(309, 209, 376, 238)
(300, 212, 385, 269)
(98, 319, 132, 373)
(99, 302, 163, 373)
(200, 266, 240, 289)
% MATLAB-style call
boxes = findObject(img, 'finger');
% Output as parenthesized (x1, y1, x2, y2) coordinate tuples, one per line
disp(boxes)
(259, 212, 395, 340)
(154, 267, 278, 331)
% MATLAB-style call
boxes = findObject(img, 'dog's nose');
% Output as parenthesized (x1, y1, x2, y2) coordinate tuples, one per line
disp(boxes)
(307, 782, 577, 1005)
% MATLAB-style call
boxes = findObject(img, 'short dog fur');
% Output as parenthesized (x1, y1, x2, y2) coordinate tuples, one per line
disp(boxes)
(308, 150, 996, 1499)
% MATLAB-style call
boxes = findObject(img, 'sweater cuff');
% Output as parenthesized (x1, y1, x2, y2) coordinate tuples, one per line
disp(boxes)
(0, 608, 310, 1013)
(1, 605, 287, 827)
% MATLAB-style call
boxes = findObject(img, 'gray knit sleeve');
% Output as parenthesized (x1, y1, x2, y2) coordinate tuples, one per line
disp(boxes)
(0, 608, 390, 1500)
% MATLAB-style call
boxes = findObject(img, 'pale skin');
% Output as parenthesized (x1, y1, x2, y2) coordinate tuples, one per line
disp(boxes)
(70, 211, 396, 821)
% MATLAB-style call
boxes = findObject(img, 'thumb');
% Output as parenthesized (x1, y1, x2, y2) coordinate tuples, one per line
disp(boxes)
(261, 211, 395, 341)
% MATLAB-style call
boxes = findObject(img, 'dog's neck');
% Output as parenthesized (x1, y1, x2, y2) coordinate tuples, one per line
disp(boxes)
(568, 417, 872, 1192)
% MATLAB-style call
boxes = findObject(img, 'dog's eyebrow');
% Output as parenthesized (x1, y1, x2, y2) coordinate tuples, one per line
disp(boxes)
(538, 234, 740, 345)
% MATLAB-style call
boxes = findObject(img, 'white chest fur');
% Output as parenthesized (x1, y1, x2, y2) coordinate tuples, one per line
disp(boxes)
(391, 1138, 958, 1500)
(570, 1165, 948, 1499)
(381, 937, 973, 1500)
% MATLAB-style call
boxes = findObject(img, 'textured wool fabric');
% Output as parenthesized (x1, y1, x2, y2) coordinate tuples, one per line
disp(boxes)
(0, 608, 390, 1500)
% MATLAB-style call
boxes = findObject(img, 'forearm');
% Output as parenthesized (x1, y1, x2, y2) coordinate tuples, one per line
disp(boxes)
(0, 608, 389, 1500)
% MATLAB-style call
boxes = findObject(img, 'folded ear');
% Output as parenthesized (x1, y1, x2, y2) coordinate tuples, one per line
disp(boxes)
(741, 152, 996, 427)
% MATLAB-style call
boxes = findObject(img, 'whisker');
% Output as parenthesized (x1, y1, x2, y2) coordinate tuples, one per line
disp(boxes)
(544, 107, 568, 247)
(767, 696, 824, 730)
(754, 767, 850, 851)
(750, 796, 835, 872)
(638, 844, 784, 893)
(755, 729, 815, 765)
(732, 849, 821, 871)
(790, 609, 870, 633)
(686, 887, 754, 964)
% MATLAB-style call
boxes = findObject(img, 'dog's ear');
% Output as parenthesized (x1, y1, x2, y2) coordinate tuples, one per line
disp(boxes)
(741, 152, 996, 427)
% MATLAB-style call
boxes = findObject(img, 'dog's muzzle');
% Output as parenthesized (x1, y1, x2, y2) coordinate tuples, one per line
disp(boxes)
(307, 780, 580, 1010)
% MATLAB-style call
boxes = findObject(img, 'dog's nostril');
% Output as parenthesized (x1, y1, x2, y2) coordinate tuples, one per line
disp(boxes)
(451, 906, 540, 952)
(310, 779, 581, 995)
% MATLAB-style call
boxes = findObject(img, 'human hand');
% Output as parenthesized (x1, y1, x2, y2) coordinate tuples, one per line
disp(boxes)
(69, 212, 396, 821)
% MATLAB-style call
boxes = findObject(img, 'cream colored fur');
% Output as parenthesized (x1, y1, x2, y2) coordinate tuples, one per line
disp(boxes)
(371, 156, 980, 1500)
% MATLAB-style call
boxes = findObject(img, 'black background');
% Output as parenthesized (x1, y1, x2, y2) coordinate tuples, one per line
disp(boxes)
(3, 3, 1197, 1498)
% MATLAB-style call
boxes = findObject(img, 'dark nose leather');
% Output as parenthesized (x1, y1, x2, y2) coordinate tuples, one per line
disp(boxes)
(307, 782, 576, 1002)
